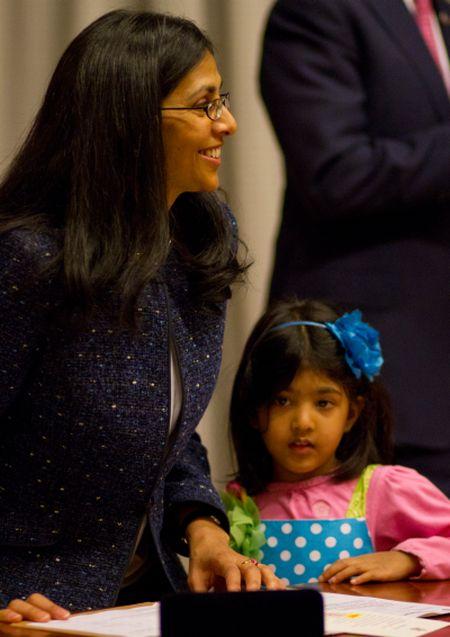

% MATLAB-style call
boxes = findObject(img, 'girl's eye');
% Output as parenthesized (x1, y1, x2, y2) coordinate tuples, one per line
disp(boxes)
(316, 399, 333, 409)
(274, 396, 289, 407)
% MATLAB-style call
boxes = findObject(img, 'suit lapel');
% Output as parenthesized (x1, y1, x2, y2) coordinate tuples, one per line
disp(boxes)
(367, 0, 450, 119)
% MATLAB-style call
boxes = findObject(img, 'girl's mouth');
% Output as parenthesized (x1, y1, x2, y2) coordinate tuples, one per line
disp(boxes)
(289, 440, 313, 453)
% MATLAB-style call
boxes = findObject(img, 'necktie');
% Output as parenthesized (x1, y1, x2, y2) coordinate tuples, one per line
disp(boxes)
(414, 0, 444, 71)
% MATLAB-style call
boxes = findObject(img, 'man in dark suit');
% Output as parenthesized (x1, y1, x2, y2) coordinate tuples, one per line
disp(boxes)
(260, 0, 450, 494)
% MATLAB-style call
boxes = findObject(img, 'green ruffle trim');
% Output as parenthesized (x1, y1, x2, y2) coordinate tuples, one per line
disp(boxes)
(221, 490, 266, 559)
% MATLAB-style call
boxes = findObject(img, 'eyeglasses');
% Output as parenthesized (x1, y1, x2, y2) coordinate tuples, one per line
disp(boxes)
(161, 92, 231, 121)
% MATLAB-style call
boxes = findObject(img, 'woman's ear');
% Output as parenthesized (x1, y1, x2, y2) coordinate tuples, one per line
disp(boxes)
(345, 396, 365, 432)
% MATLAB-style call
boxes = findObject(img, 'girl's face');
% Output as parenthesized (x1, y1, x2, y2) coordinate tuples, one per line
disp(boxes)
(161, 51, 237, 208)
(257, 368, 363, 482)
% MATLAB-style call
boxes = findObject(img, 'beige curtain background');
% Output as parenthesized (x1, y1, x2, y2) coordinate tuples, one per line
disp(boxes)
(0, 0, 284, 491)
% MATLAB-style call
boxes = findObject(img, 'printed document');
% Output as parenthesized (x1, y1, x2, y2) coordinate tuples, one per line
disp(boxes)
(17, 603, 159, 637)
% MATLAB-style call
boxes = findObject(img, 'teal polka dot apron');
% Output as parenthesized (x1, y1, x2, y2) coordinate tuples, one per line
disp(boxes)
(258, 465, 378, 585)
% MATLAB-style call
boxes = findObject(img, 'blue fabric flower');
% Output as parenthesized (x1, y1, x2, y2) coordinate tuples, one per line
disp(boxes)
(325, 310, 383, 381)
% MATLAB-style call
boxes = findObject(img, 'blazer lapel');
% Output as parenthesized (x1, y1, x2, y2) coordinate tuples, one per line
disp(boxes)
(367, 0, 450, 119)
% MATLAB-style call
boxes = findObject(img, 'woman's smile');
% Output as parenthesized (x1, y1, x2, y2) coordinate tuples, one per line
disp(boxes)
(199, 145, 222, 163)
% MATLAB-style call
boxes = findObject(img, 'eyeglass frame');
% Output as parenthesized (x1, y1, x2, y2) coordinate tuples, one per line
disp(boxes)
(161, 92, 231, 121)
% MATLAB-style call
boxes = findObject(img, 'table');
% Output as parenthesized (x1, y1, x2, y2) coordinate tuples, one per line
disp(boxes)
(0, 581, 449, 636)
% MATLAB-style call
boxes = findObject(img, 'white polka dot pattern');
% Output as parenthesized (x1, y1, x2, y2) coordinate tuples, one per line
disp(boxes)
(260, 518, 373, 584)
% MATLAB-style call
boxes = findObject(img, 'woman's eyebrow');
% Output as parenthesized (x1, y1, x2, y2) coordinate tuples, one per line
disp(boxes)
(186, 80, 223, 101)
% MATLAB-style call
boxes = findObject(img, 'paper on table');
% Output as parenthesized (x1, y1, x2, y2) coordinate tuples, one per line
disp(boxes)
(323, 592, 450, 618)
(16, 603, 160, 637)
(326, 610, 447, 637)
(16, 595, 450, 637)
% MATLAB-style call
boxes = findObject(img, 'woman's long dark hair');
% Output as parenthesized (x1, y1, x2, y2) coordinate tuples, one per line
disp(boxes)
(230, 299, 394, 495)
(0, 10, 246, 323)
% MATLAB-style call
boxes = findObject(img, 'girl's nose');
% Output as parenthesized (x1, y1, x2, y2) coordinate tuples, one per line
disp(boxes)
(214, 106, 237, 136)
(291, 407, 313, 433)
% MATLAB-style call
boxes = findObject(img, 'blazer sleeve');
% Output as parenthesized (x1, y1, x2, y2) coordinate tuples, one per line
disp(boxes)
(366, 465, 450, 580)
(260, 0, 450, 221)
(162, 431, 229, 553)
(0, 230, 59, 417)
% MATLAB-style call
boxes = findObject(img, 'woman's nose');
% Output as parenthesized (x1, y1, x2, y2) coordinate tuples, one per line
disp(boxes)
(214, 106, 237, 136)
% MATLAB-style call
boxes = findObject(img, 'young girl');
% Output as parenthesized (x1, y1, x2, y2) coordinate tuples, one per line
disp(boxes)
(227, 299, 450, 586)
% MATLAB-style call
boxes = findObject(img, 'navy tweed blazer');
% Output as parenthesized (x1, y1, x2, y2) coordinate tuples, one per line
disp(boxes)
(0, 222, 231, 611)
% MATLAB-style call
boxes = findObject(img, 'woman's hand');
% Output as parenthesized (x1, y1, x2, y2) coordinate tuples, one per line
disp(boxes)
(0, 593, 70, 624)
(186, 517, 285, 592)
(318, 550, 421, 585)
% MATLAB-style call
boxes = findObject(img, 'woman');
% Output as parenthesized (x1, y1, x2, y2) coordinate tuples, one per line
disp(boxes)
(0, 9, 280, 623)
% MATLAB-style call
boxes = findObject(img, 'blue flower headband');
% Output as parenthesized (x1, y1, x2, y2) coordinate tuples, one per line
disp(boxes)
(270, 310, 383, 381)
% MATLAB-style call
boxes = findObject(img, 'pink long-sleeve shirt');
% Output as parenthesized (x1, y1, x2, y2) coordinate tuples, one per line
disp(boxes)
(254, 465, 450, 580)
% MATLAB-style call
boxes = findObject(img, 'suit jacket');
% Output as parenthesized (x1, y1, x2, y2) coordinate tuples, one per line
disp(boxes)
(0, 225, 230, 611)
(260, 0, 450, 491)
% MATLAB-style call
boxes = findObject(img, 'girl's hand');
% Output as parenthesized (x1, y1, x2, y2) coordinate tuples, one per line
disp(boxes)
(318, 550, 421, 585)
(0, 593, 70, 624)
(186, 517, 285, 592)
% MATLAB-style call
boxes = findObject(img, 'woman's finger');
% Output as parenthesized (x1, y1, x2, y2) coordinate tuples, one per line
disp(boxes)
(7, 600, 50, 623)
(223, 562, 244, 592)
(8, 594, 69, 622)
(258, 564, 285, 590)
(240, 561, 263, 592)
(188, 552, 285, 593)
(27, 593, 69, 619)
(187, 566, 212, 593)
(0, 608, 23, 623)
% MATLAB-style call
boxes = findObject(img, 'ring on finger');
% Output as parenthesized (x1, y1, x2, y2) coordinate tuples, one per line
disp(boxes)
(240, 558, 260, 567)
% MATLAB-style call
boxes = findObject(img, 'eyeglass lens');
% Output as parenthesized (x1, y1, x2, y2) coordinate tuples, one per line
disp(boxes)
(208, 94, 230, 120)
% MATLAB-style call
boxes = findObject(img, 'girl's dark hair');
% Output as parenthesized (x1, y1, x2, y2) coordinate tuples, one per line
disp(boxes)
(0, 10, 245, 323)
(230, 298, 394, 495)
